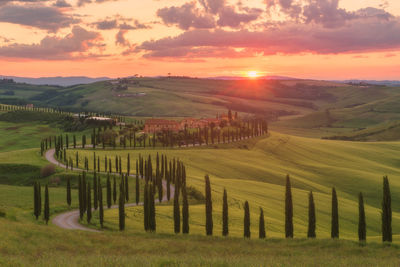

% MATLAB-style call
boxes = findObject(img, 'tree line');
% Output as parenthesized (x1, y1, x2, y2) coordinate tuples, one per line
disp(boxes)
(34, 171, 393, 243)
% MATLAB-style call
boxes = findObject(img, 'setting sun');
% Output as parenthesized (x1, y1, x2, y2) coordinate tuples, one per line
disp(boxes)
(247, 71, 259, 78)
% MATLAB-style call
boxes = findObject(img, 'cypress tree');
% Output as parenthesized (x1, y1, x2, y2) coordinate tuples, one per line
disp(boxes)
(136, 174, 140, 205)
(157, 172, 163, 203)
(308, 191, 316, 238)
(222, 188, 228, 236)
(33, 182, 40, 219)
(119, 182, 125, 231)
(244, 201, 250, 238)
(67, 177, 71, 207)
(173, 183, 180, 233)
(382, 176, 392, 242)
(99, 178, 104, 228)
(182, 185, 189, 234)
(125, 175, 129, 202)
(149, 184, 156, 232)
(113, 176, 117, 204)
(259, 207, 266, 239)
(93, 172, 98, 210)
(205, 175, 213, 236)
(358, 192, 366, 242)
(106, 174, 111, 208)
(331, 187, 339, 239)
(144, 182, 149, 231)
(127, 153, 130, 175)
(87, 182, 92, 223)
(78, 175, 84, 219)
(285, 175, 293, 238)
(167, 170, 171, 201)
(82, 173, 87, 212)
(44, 184, 49, 224)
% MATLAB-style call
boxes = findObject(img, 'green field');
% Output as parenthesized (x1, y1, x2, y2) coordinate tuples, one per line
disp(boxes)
(66, 132, 400, 240)
(1, 78, 400, 265)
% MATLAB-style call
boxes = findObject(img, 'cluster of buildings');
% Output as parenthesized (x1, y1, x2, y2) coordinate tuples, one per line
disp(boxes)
(144, 114, 232, 133)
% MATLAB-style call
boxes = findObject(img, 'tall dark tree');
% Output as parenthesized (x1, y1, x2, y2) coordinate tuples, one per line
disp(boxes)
(127, 153, 130, 175)
(149, 184, 156, 232)
(244, 201, 250, 238)
(173, 183, 180, 234)
(106, 174, 112, 208)
(182, 185, 189, 234)
(331, 187, 339, 239)
(285, 175, 293, 238)
(87, 182, 92, 223)
(136, 174, 140, 205)
(259, 207, 266, 239)
(78, 175, 84, 219)
(93, 172, 98, 210)
(67, 177, 71, 207)
(144, 183, 149, 231)
(125, 175, 129, 202)
(205, 175, 213, 236)
(308, 191, 316, 238)
(358, 192, 366, 242)
(222, 188, 228, 236)
(33, 182, 41, 219)
(113, 176, 117, 204)
(44, 184, 49, 224)
(98, 178, 104, 228)
(382, 176, 392, 242)
(119, 182, 125, 231)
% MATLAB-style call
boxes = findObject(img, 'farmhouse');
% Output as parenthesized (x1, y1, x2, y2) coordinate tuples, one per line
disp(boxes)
(144, 119, 181, 133)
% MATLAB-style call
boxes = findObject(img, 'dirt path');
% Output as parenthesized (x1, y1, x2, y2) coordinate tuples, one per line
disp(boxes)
(46, 148, 174, 232)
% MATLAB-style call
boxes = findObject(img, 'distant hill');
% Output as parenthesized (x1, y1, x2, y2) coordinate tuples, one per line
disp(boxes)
(0, 76, 110, 86)
(337, 80, 400, 87)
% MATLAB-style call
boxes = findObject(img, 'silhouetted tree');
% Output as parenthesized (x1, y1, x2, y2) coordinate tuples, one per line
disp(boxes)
(174, 183, 180, 234)
(285, 175, 293, 238)
(308, 191, 316, 238)
(259, 207, 266, 239)
(106, 174, 111, 208)
(358, 192, 366, 242)
(382, 176, 392, 242)
(182, 185, 189, 234)
(119, 182, 125, 231)
(244, 201, 250, 238)
(205, 175, 213, 236)
(87, 182, 92, 223)
(44, 184, 49, 224)
(99, 178, 104, 228)
(222, 188, 228, 236)
(331, 187, 339, 239)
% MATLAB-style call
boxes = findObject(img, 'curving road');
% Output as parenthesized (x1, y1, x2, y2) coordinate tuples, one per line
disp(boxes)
(46, 148, 174, 232)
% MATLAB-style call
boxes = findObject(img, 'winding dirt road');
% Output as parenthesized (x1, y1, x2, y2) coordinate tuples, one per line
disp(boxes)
(46, 148, 174, 232)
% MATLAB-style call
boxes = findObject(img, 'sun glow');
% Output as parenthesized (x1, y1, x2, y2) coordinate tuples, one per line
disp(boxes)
(247, 71, 259, 78)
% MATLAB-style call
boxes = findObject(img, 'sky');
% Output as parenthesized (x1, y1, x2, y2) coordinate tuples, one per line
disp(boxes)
(0, 0, 399, 80)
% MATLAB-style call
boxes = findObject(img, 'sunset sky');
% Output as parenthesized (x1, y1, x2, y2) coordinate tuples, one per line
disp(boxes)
(0, 0, 399, 79)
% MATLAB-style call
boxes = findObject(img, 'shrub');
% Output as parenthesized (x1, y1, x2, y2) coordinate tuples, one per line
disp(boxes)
(187, 186, 205, 202)
(0, 209, 5, 218)
(40, 164, 55, 178)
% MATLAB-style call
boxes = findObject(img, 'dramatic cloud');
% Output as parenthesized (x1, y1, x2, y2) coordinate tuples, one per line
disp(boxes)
(115, 29, 129, 46)
(92, 17, 150, 30)
(77, 0, 116, 7)
(0, 26, 103, 59)
(138, 13, 400, 58)
(217, 6, 263, 27)
(0, 4, 78, 31)
(53, 0, 71, 7)
(157, 0, 261, 30)
(157, 2, 215, 30)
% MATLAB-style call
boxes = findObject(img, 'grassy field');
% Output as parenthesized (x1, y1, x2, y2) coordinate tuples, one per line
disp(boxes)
(65, 132, 400, 241)
(0, 121, 400, 264)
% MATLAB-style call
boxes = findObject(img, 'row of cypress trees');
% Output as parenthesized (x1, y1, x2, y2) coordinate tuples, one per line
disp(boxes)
(33, 182, 50, 224)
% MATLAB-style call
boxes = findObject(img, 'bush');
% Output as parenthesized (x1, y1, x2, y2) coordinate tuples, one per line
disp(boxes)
(187, 186, 205, 202)
(50, 176, 61, 186)
(40, 164, 55, 178)
(0, 209, 5, 218)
